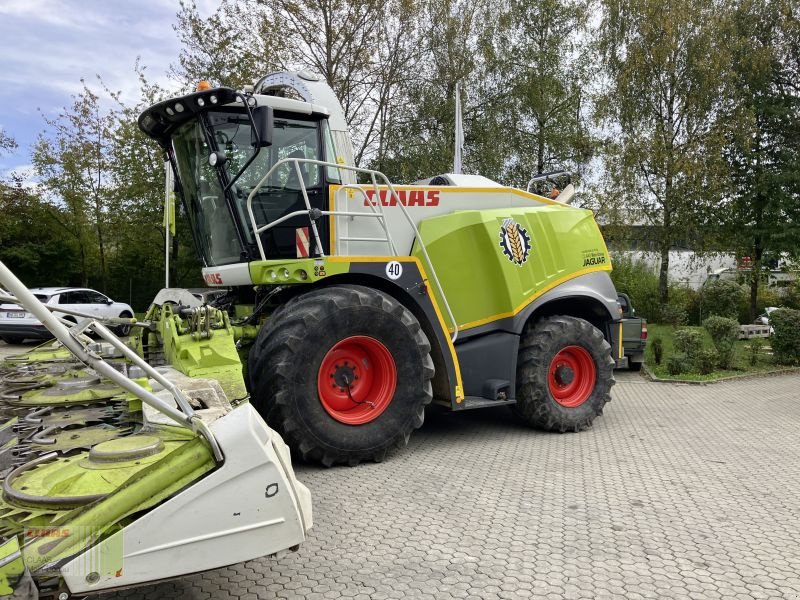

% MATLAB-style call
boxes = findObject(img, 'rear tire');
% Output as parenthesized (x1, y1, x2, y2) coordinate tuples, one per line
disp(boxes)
(513, 315, 614, 432)
(248, 285, 434, 466)
(1, 335, 25, 345)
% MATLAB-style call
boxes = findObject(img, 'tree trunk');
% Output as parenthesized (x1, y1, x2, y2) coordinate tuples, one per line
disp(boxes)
(536, 121, 546, 175)
(659, 239, 670, 306)
(96, 219, 107, 292)
(750, 234, 763, 323)
(659, 185, 672, 305)
(79, 243, 88, 288)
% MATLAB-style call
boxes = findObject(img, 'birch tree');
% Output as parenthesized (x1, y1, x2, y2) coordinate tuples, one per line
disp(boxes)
(597, 0, 735, 304)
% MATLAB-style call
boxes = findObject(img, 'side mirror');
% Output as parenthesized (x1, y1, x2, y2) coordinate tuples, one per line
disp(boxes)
(106, 299, 113, 305)
(252, 106, 273, 148)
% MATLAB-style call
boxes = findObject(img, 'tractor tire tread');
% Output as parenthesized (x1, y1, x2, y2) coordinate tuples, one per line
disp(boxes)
(513, 315, 614, 432)
(249, 285, 433, 467)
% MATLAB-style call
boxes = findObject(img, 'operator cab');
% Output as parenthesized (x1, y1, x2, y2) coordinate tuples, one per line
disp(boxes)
(139, 86, 342, 267)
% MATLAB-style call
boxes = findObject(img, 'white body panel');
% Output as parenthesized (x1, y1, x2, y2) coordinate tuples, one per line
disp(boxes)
(61, 404, 312, 594)
(202, 263, 253, 287)
(331, 185, 556, 257)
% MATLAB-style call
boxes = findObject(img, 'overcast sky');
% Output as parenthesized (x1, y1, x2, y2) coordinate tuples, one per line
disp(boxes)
(0, 0, 216, 176)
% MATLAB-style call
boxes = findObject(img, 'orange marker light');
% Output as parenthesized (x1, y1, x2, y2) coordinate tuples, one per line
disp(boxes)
(196, 80, 212, 91)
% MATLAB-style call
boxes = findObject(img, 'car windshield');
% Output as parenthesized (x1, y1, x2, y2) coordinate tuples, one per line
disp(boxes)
(171, 109, 323, 267)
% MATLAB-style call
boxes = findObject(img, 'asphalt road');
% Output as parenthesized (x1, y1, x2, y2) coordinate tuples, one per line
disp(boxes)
(2, 340, 799, 599)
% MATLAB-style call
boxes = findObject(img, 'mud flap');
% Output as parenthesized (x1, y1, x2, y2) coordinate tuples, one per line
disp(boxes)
(0, 538, 38, 600)
(609, 321, 624, 362)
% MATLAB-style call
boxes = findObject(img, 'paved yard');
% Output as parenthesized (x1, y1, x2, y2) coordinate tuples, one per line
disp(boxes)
(108, 370, 800, 600)
(2, 342, 799, 599)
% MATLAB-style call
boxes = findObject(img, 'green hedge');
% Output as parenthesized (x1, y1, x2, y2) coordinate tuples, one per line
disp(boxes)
(703, 315, 739, 369)
(770, 308, 800, 365)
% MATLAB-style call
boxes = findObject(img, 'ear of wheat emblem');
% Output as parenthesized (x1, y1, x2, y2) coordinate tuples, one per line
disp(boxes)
(499, 218, 532, 266)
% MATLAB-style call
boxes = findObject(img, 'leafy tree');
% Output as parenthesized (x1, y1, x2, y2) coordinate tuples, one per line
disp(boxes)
(0, 128, 17, 154)
(108, 66, 205, 306)
(721, 0, 800, 320)
(377, 0, 490, 180)
(172, 0, 284, 90)
(0, 175, 81, 287)
(487, 0, 594, 187)
(596, 0, 735, 304)
(32, 83, 117, 290)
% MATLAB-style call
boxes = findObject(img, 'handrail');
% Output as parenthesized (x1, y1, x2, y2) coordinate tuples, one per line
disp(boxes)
(526, 170, 571, 193)
(245, 158, 458, 342)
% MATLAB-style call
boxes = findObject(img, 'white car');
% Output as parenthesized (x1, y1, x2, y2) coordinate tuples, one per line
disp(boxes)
(754, 306, 780, 326)
(0, 287, 134, 344)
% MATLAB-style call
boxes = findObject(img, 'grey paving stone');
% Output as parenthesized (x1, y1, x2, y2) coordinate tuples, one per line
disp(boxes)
(102, 371, 800, 600)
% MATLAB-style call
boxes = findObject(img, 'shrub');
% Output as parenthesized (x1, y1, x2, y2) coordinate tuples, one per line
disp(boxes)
(703, 316, 740, 370)
(610, 256, 661, 321)
(673, 328, 704, 362)
(695, 349, 718, 374)
(770, 308, 800, 365)
(669, 285, 702, 325)
(780, 281, 800, 310)
(702, 279, 746, 321)
(651, 337, 664, 365)
(748, 338, 763, 366)
(666, 352, 691, 375)
(660, 304, 688, 326)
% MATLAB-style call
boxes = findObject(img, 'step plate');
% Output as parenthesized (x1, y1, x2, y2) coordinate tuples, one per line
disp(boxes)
(454, 396, 517, 411)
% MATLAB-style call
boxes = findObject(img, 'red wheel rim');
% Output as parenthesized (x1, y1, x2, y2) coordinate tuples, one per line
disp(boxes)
(548, 345, 596, 408)
(317, 336, 397, 425)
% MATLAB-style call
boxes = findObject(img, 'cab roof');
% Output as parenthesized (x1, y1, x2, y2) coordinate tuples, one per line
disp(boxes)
(138, 86, 329, 145)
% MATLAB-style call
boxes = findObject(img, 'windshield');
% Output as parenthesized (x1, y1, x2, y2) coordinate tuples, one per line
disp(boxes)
(171, 109, 325, 266)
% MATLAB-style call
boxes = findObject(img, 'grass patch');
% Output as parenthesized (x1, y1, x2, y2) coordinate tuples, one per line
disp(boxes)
(645, 324, 781, 381)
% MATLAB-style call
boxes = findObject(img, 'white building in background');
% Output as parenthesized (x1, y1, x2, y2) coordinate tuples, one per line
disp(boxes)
(612, 251, 799, 291)
(612, 250, 738, 290)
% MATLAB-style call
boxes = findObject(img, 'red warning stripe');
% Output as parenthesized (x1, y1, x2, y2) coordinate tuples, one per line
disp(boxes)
(296, 227, 310, 258)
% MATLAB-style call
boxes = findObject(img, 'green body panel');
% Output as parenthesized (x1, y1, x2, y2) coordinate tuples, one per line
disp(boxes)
(0, 537, 24, 595)
(412, 207, 612, 331)
(5, 439, 190, 508)
(20, 437, 214, 576)
(249, 257, 350, 285)
(133, 303, 247, 401)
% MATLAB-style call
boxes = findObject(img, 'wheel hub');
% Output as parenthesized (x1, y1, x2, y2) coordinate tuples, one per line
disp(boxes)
(554, 365, 575, 386)
(331, 363, 357, 391)
(548, 345, 597, 408)
(317, 336, 397, 425)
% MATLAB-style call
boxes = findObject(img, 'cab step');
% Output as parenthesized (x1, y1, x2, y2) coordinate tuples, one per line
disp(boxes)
(455, 396, 517, 411)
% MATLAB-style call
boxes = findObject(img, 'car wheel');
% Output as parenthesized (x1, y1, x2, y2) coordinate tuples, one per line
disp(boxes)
(1, 335, 25, 345)
(115, 312, 133, 336)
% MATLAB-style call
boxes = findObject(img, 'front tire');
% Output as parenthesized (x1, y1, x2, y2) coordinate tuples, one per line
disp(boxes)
(513, 315, 614, 432)
(248, 285, 434, 466)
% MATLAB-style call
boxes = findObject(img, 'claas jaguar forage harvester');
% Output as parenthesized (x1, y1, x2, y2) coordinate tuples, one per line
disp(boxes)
(135, 71, 624, 467)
